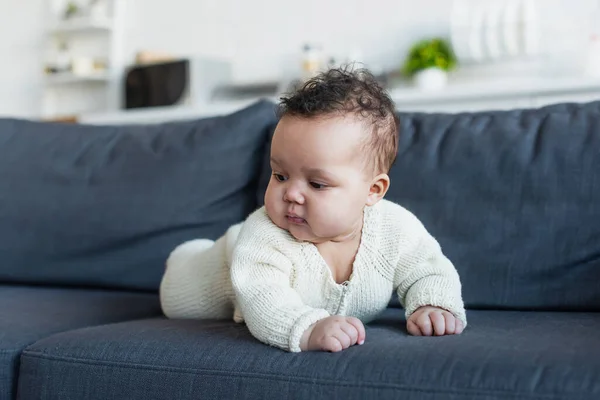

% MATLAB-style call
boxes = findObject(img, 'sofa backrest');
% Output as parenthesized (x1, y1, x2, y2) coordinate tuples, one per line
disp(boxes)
(256, 101, 600, 311)
(0, 100, 277, 291)
(388, 101, 600, 311)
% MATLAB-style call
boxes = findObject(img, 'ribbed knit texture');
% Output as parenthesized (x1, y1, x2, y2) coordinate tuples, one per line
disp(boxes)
(160, 224, 241, 320)
(160, 199, 466, 352)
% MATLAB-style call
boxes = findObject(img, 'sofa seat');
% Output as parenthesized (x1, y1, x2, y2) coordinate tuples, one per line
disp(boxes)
(17, 308, 600, 400)
(0, 285, 161, 399)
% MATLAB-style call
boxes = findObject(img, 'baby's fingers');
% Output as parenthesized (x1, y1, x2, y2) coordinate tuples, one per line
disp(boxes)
(443, 312, 456, 334)
(431, 312, 446, 336)
(332, 330, 352, 350)
(339, 323, 359, 346)
(345, 317, 366, 345)
(407, 319, 422, 336)
(416, 312, 433, 336)
(322, 336, 343, 353)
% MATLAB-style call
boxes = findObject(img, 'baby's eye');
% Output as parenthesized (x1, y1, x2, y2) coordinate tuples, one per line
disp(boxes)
(273, 173, 287, 182)
(310, 182, 327, 190)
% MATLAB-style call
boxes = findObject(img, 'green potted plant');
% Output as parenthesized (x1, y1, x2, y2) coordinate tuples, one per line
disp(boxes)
(63, 1, 80, 19)
(401, 38, 457, 90)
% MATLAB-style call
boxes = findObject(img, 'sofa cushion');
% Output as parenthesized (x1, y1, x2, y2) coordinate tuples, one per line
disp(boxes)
(0, 285, 161, 399)
(387, 101, 600, 311)
(18, 309, 600, 400)
(0, 100, 277, 291)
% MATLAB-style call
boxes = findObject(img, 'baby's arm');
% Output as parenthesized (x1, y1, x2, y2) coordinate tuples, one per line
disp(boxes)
(231, 215, 330, 352)
(394, 227, 467, 333)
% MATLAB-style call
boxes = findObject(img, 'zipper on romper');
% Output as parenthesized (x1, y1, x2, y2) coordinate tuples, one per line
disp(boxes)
(335, 280, 350, 315)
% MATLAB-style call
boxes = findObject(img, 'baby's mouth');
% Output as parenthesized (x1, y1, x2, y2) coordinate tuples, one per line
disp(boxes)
(286, 214, 306, 225)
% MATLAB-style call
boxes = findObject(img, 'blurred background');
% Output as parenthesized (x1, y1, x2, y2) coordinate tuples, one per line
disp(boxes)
(1, 0, 600, 123)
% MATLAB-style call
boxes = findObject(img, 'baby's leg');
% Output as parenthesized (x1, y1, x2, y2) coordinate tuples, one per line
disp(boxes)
(160, 223, 242, 320)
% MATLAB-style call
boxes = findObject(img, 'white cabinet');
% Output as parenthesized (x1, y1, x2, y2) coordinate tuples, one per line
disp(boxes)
(42, 0, 125, 119)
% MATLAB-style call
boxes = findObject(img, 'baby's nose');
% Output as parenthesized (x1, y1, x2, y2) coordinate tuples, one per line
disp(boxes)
(283, 185, 305, 204)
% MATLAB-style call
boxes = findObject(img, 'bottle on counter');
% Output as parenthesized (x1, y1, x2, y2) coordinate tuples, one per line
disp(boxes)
(301, 44, 323, 80)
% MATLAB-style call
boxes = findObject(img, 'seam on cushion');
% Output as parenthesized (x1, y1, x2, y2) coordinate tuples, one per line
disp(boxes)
(20, 350, 585, 400)
(0, 349, 22, 355)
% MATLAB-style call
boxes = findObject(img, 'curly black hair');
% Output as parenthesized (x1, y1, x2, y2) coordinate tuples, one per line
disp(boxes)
(278, 65, 399, 173)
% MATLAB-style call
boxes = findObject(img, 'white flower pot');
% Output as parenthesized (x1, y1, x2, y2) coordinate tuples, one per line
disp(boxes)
(413, 67, 448, 91)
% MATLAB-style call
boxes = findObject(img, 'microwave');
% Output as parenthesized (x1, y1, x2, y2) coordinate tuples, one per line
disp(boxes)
(123, 58, 231, 109)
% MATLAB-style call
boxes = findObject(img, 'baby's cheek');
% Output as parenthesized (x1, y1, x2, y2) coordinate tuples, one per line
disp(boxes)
(323, 202, 354, 226)
(264, 199, 277, 221)
(312, 211, 350, 237)
(264, 185, 277, 210)
(264, 192, 284, 227)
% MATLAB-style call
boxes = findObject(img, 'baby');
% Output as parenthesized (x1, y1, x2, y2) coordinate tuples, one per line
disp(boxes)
(160, 67, 466, 353)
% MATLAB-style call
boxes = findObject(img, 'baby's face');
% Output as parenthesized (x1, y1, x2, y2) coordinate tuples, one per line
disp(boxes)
(265, 114, 374, 244)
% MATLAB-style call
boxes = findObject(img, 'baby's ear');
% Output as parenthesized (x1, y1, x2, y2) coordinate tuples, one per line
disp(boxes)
(366, 173, 390, 206)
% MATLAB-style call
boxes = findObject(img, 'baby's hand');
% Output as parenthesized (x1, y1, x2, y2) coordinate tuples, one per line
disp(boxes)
(301, 316, 366, 352)
(407, 306, 464, 336)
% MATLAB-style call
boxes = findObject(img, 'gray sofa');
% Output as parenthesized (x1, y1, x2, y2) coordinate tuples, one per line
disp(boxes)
(1, 99, 599, 400)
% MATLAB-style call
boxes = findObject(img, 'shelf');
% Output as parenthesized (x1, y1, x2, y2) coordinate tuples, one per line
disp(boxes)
(388, 75, 600, 105)
(48, 17, 113, 34)
(44, 72, 110, 85)
(78, 74, 600, 124)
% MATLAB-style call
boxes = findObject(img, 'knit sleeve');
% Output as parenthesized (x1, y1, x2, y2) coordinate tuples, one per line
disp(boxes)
(393, 226, 467, 326)
(231, 210, 330, 352)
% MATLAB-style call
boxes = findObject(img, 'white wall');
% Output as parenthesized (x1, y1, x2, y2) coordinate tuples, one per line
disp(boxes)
(0, 0, 46, 118)
(1, 0, 599, 118)
(0, 0, 454, 118)
(121, 0, 600, 82)
(123, 0, 452, 83)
